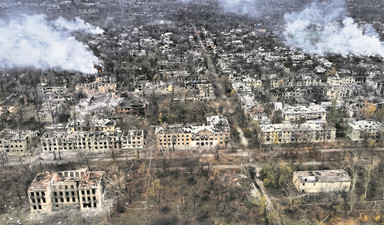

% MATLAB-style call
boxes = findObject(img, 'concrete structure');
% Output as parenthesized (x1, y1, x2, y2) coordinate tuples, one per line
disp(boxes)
(293, 170, 351, 193)
(0, 130, 37, 155)
(282, 104, 327, 122)
(347, 120, 384, 142)
(323, 85, 356, 100)
(28, 169, 104, 213)
(327, 75, 355, 85)
(259, 122, 336, 145)
(75, 76, 117, 96)
(37, 83, 67, 97)
(155, 115, 230, 150)
(41, 130, 144, 152)
(116, 100, 147, 116)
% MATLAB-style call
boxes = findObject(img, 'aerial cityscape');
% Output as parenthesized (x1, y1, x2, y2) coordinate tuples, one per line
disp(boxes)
(0, 0, 384, 224)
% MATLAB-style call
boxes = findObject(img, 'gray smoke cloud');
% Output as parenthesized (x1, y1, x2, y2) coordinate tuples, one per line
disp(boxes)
(283, 0, 384, 57)
(218, 0, 257, 15)
(0, 14, 103, 74)
(180, 0, 259, 15)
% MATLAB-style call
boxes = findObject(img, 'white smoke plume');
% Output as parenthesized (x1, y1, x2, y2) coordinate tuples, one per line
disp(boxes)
(53, 17, 104, 35)
(283, 0, 384, 57)
(0, 14, 103, 74)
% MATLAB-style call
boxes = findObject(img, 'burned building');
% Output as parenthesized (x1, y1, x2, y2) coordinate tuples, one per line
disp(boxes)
(116, 100, 148, 116)
(0, 130, 37, 155)
(41, 130, 144, 152)
(28, 169, 104, 213)
(155, 115, 230, 150)
(75, 76, 117, 96)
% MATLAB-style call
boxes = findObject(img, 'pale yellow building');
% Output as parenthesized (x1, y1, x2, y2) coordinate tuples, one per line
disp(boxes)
(259, 122, 336, 145)
(155, 116, 230, 150)
(75, 76, 117, 95)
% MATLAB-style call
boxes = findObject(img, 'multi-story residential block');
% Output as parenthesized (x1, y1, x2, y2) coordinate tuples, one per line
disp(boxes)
(155, 115, 230, 150)
(327, 75, 355, 85)
(28, 169, 104, 213)
(41, 130, 144, 152)
(0, 130, 37, 155)
(37, 83, 67, 97)
(282, 104, 327, 122)
(75, 76, 117, 95)
(347, 120, 384, 142)
(323, 85, 356, 100)
(293, 170, 351, 193)
(259, 122, 336, 145)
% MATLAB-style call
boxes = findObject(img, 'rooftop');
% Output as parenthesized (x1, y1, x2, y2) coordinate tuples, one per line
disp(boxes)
(294, 170, 351, 183)
(348, 120, 384, 130)
(260, 121, 335, 132)
(28, 170, 104, 191)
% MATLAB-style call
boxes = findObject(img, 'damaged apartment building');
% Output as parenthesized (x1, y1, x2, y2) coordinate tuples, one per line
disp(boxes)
(75, 75, 117, 97)
(0, 130, 38, 155)
(347, 120, 384, 142)
(155, 115, 230, 150)
(28, 169, 104, 213)
(41, 130, 144, 152)
(259, 121, 336, 145)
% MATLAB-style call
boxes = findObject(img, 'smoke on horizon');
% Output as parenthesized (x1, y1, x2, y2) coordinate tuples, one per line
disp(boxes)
(283, 0, 384, 57)
(0, 14, 103, 74)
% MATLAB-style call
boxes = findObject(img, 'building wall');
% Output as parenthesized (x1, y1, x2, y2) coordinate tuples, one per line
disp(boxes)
(41, 131, 144, 152)
(79, 185, 103, 210)
(51, 181, 79, 211)
(156, 131, 229, 150)
(28, 188, 52, 213)
(283, 112, 327, 122)
(0, 138, 29, 154)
